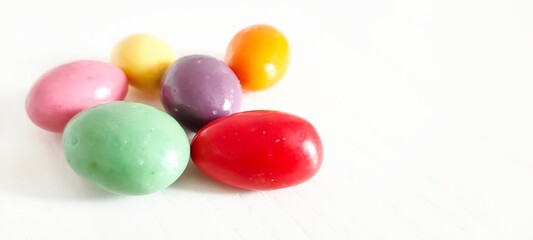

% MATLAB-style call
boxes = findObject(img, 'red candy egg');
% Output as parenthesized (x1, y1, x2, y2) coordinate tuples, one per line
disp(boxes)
(191, 110, 323, 190)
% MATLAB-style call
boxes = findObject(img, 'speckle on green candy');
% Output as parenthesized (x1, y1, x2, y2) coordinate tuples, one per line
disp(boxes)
(62, 101, 190, 195)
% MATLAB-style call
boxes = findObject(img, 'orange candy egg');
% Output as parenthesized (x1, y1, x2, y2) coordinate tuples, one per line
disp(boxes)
(225, 25, 290, 91)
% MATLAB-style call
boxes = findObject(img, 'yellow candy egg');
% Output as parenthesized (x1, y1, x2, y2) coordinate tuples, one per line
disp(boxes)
(111, 34, 176, 91)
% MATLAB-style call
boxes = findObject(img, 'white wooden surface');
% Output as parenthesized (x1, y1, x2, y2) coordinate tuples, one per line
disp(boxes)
(1, 0, 533, 239)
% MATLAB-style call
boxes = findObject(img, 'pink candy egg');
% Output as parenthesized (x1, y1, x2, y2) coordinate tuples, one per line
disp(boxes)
(26, 60, 128, 133)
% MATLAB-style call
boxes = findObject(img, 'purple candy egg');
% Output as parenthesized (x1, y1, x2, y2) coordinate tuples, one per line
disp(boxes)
(161, 55, 242, 132)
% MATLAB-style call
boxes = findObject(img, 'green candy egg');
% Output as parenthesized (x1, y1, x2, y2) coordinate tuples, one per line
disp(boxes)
(63, 102, 190, 195)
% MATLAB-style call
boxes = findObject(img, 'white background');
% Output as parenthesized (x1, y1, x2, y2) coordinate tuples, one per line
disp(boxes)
(1, 0, 533, 239)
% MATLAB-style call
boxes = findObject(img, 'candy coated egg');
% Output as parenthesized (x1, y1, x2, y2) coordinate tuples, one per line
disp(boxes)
(26, 60, 128, 133)
(191, 110, 323, 190)
(161, 55, 242, 132)
(111, 33, 176, 91)
(63, 102, 190, 195)
(225, 24, 290, 91)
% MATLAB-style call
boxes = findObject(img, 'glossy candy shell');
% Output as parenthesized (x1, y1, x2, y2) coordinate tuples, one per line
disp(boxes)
(225, 24, 290, 91)
(26, 60, 128, 133)
(111, 33, 176, 91)
(63, 102, 190, 195)
(161, 55, 242, 132)
(191, 110, 323, 190)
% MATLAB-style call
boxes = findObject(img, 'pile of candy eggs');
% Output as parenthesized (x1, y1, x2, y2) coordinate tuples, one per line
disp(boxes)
(25, 24, 323, 195)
